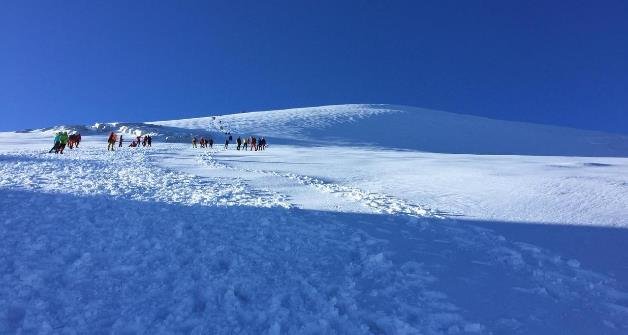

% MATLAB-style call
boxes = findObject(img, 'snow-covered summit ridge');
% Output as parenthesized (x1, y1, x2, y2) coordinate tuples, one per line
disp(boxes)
(158, 103, 625, 156)
(156, 103, 626, 156)
(16, 104, 628, 156)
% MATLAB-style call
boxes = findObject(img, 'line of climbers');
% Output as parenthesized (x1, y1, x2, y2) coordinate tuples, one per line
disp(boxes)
(192, 135, 267, 151)
(48, 131, 81, 154)
(208, 117, 267, 151)
(192, 136, 214, 148)
(47, 129, 264, 153)
(107, 132, 152, 151)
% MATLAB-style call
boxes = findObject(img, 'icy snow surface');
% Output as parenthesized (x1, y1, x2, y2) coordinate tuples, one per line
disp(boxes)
(1, 104, 628, 334)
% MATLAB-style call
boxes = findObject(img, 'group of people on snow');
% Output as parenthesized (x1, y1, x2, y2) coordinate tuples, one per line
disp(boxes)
(107, 132, 152, 150)
(48, 129, 267, 154)
(236, 136, 267, 151)
(129, 134, 152, 148)
(49, 131, 81, 154)
(192, 136, 213, 148)
(193, 134, 267, 151)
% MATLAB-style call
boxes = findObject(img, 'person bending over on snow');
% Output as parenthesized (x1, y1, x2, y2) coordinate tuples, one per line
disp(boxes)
(68, 133, 79, 149)
(107, 132, 117, 151)
(49, 132, 62, 153)
(58, 131, 69, 154)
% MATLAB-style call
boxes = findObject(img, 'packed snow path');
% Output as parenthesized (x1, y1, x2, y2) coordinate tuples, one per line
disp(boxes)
(192, 150, 432, 217)
(1, 140, 628, 334)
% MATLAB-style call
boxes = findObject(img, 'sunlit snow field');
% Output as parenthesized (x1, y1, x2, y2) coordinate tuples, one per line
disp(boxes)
(1, 105, 628, 334)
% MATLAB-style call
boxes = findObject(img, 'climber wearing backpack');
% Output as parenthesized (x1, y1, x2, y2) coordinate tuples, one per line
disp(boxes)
(58, 132, 69, 154)
(49, 132, 62, 154)
(107, 132, 117, 151)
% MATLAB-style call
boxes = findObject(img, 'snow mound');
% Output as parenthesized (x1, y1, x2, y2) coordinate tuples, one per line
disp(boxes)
(21, 122, 205, 143)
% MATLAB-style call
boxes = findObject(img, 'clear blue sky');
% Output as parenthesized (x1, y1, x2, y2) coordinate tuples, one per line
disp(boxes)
(1, 0, 627, 133)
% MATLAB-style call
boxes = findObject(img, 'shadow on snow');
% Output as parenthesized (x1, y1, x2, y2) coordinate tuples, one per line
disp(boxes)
(1, 188, 628, 334)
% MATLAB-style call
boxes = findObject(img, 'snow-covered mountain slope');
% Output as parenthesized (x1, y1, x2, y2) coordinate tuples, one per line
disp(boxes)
(24, 104, 628, 156)
(11, 104, 628, 226)
(2, 140, 628, 334)
(150, 104, 628, 156)
(2, 105, 628, 334)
